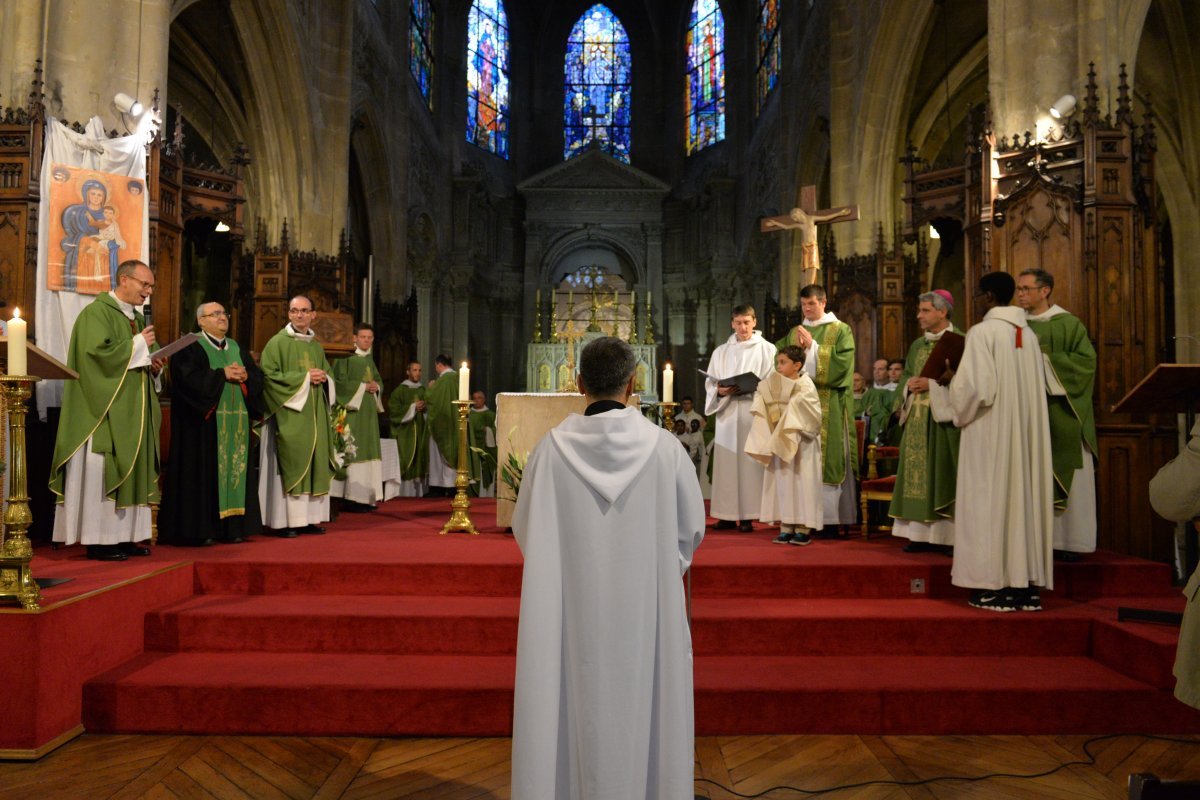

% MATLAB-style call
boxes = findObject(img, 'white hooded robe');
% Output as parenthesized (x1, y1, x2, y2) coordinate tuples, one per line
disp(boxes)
(511, 406, 706, 800)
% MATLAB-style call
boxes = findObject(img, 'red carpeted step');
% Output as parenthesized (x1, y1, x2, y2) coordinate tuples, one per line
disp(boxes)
(191, 561, 524, 597)
(690, 597, 1094, 657)
(82, 650, 1200, 737)
(1079, 596, 1187, 689)
(693, 655, 1200, 735)
(83, 652, 517, 737)
(145, 594, 520, 655)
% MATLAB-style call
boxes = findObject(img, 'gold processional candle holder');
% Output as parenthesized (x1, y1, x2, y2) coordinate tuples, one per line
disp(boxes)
(440, 399, 478, 535)
(0, 374, 42, 611)
(658, 401, 678, 431)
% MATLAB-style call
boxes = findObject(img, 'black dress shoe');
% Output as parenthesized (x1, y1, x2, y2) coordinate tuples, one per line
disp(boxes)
(712, 520, 736, 530)
(299, 524, 326, 535)
(903, 541, 939, 553)
(183, 538, 215, 547)
(86, 545, 127, 561)
(1054, 549, 1082, 563)
(120, 542, 152, 556)
(738, 520, 754, 532)
(278, 529, 299, 539)
(226, 537, 246, 544)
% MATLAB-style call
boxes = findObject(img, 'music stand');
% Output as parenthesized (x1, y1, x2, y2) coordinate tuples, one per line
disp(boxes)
(1111, 364, 1200, 625)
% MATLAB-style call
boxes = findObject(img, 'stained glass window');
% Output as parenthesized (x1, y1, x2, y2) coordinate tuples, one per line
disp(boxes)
(410, 0, 434, 110)
(685, 0, 725, 154)
(755, 0, 779, 115)
(564, 4, 632, 162)
(466, 0, 509, 158)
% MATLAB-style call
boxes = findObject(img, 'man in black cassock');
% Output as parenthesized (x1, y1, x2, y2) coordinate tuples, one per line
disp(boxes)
(159, 301, 264, 546)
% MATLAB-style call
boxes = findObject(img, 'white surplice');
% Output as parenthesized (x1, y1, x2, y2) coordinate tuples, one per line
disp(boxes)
(745, 371, 824, 530)
(929, 305, 1055, 591)
(704, 331, 778, 520)
(511, 406, 706, 800)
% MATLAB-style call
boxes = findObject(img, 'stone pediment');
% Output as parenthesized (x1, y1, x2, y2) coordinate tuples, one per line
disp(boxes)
(518, 146, 671, 194)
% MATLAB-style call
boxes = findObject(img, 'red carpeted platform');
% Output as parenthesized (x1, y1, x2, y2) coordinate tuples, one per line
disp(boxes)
(7, 497, 1199, 751)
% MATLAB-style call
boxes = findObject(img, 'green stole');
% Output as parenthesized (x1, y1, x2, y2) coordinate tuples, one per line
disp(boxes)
(199, 335, 250, 517)
(388, 381, 430, 480)
(50, 292, 161, 507)
(331, 352, 384, 463)
(1027, 310, 1097, 508)
(888, 332, 961, 522)
(776, 320, 857, 484)
(259, 327, 337, 496)
(426, 370, 460, 465)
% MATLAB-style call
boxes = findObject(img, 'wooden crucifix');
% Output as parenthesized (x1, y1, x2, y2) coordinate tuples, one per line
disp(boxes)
(760, 185, 859, 287)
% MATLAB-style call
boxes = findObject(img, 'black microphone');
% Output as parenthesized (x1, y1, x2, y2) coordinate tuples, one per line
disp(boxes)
(142, 298, 152, 328)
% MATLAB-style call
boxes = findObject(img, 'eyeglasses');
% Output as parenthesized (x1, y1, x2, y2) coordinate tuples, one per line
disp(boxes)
(288, 308, 314, 315)
(126, 277, 155, 290)
(201, 311, 228, 318)
(1014, 285, 1043, 293)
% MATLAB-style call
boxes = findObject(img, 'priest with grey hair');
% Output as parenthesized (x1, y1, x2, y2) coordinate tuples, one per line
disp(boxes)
(510, 335, 706, 800)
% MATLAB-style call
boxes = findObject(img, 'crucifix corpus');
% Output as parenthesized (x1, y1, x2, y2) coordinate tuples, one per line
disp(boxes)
(760, 185, 859, 287)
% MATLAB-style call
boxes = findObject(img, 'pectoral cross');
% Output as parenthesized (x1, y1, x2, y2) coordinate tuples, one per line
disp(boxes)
(760, 185, 860, 287)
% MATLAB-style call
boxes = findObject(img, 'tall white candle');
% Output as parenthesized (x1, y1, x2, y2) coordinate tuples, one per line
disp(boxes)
(7, 307, 27, 376)
(459, 362, 470, 401)
(662, 362, 674, 403)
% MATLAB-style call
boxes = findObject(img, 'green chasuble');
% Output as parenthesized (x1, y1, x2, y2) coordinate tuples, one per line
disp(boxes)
(259, 326, 338, 496)
(468, 406, 497, 493)
(1026, 308, 1097, 508)
(199, 335, 251, 516)
(860, 387, 896, 443)
(426, 370, 460, 466)
(388, 381, 430, 480)
(888, 331, 962, 522)
(50, 292, 161, 507)
(330, 351, 384, 464)
(776, 319, 857, 484)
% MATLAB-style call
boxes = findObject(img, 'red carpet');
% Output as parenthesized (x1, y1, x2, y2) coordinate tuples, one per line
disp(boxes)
(20, 497, 1197, 739)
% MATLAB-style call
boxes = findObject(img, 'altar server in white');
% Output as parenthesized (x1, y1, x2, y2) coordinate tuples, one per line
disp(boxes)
(929, 271, 1055, 612)
(704, 304, 778, 531)
(511, 336, 706, 800)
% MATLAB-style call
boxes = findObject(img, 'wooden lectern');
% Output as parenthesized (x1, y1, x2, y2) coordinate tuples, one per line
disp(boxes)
(1112, 364, 1200, 625)
(1, 338, 77, 610)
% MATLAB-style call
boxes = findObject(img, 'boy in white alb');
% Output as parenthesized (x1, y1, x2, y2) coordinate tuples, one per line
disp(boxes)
(746, 345, 824, 545)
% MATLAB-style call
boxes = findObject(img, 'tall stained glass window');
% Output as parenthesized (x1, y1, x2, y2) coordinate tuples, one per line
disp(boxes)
(564, 4, 632, 162)
(466, 0, 509, 157)
(685, 0, 725, 154)
(410, 0, 435, 110)
(755, 0, 779, 115)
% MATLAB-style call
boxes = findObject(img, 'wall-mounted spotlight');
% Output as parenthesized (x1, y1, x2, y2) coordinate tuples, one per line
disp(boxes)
(114, 92, 144, 118)
(214, 221, 231, 233)
(1049, 94, 1077, 120)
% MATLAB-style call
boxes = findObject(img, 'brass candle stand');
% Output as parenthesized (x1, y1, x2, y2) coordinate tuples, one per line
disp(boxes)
(658, 401, 679, 431)
(1, 374, 42, 610)
(440, 399, 478, 535)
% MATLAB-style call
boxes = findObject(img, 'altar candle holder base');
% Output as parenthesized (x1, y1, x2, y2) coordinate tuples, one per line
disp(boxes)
(441, 400, 479, 535)
(658, 401, 679, 431)
(1, 375, 42, 611)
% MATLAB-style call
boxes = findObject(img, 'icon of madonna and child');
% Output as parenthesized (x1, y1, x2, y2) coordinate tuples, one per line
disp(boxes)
(47, 164, 145, 295)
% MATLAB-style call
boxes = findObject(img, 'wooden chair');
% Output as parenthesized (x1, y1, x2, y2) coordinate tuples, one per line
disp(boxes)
(859, 443, 900, 538)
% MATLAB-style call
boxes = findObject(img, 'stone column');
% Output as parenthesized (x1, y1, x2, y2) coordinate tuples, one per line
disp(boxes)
(449, 268, 472, 367)
(0, 0, 44, 104)
(42, 0, 171, 128)
(988, 0, 1149, 139)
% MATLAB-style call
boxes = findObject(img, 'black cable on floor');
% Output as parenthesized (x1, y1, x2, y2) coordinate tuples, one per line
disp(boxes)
(693, 733, 1200, 798)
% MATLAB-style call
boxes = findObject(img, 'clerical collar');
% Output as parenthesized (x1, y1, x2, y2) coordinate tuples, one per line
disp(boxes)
(1026, 304, 1067, 322)
(924, 323, 955, 342)
(802, 311, 838, 327)
(354, 347, 372, 357)
(203, 331, 227, 349)
(107, 291, 137, 319)
(402, 379, 422, 387)
(285, 322, 315, 341)
(875, 381, 897, 390)
(585, 399, 626, 416)
(470, 404, 490, 413)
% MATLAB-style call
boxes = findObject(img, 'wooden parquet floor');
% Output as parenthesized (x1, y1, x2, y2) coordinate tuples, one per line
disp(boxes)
(2, 733, 1199, 799)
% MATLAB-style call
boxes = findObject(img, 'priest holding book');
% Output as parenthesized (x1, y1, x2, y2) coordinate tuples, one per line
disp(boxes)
(704, 304, 777, 531)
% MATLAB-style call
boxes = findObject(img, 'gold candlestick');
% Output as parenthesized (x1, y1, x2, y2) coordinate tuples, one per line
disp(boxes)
(441, 400, 478, 535)
(658, 401, 679, 431)
(643, 291, 655, 344)
(533, 290, 543, 343)
(0, 374, 42, 610)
